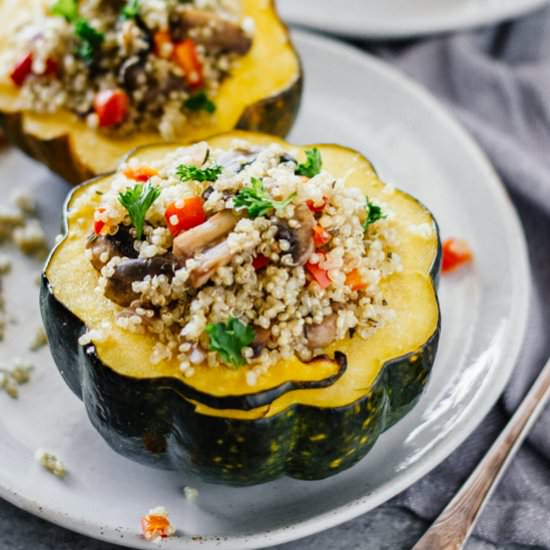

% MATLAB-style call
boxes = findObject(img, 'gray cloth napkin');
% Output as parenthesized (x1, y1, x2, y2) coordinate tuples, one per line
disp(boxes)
(364, 8, 550, 548)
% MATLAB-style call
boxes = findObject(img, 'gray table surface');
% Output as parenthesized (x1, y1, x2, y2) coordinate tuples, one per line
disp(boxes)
(0, 497, 540, 550)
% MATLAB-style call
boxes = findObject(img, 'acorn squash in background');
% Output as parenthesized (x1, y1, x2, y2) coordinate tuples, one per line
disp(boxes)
(0, 0, 302, 184)
(40, 131, 441, 485)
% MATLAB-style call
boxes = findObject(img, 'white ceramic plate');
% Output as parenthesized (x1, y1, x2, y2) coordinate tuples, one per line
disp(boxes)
(278, 0, 550, 39)
(0, 31, 529, 550)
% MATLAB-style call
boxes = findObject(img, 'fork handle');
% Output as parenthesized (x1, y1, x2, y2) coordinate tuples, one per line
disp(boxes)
(412, 357, 550, 550)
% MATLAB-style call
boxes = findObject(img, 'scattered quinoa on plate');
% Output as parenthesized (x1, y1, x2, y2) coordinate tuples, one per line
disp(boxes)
(84, 139, 402, 381)
(2, 0, 253, 139)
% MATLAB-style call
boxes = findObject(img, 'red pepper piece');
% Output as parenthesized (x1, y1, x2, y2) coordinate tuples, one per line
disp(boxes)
(165, 197, 207, 237)
(252, 254, 270, 271)
(306, 261, 331, 289)
(442, 238, 473, 273)
(172, 39, 204, 89)
(94, 89, 129, 128)
(10, 53, 33, 86)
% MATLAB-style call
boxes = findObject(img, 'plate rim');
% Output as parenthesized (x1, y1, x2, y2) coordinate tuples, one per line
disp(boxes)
(279, 0, 550, 39)
(0, 29, 531, 550)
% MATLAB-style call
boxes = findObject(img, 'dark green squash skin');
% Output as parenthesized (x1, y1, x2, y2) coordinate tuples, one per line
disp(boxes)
(40, 178, 442, 486)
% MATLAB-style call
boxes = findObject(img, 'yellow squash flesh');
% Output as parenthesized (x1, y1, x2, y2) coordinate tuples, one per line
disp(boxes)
(45, 131, 440, 420)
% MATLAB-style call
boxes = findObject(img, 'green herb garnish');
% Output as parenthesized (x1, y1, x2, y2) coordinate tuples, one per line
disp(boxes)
(51, 0, 78, 21)
(118, 183, 161, 240)
(176, 164, 222, 183)
(206, 317, 255, 368)
(295, 148, 322, 178)
(121, 0, 140, 20)
(363, 197, 386, 231)
(234, 177, 296, 219)
(184, 91, 216, 114)
(74, 19, 104, 63)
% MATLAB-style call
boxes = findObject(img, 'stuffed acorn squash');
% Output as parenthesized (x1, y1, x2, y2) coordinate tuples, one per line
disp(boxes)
(41, 131, 441, 485)
(0, 0, 301, 184)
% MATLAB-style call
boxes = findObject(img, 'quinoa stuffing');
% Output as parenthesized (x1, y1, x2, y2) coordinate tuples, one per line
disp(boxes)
(2, 0, 253, 139)
(85, 140, 402, 382)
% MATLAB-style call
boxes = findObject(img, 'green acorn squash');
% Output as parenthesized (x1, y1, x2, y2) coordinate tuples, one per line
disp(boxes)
(40, 131, 441, 485)
(0, 0, 302, 184)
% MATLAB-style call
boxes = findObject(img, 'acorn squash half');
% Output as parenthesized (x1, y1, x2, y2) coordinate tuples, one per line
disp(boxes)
(40, 131, 441, 485)
(0, 0, 302, 184)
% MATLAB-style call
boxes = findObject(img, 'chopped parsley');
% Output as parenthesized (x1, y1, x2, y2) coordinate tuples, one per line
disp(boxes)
(363, 197, 386, 231)
(51, 0, 78, 21)
(176, 164, 222, 183)
(295, 148, 322, 178)
(184, 91, 216, 114)
(74, 19, 104, 64)
(121, 0, 140, 20)
(234, 177, 296, 219)
(206, 317, 255, 368)
(118, 183, 161, 240)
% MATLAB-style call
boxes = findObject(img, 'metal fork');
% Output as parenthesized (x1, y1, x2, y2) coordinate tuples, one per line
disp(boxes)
(412, 357, 550, 550)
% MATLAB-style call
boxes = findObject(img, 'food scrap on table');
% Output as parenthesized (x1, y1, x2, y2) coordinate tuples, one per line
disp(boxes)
(141, 507, 176, 542)
(35, 448, 67, 478)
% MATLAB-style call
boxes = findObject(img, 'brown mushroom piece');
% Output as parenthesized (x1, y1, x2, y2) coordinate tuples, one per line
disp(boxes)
(188, 240, 235, 289)
(104, 256, 175, 307)
(173, 210, 238, 260)
(87, 226, 137, 271)
(276, 203, 315, 266)
(179, 9, 253, 54)
(250, 326, 272, 358)
(305, 314, 338, 349)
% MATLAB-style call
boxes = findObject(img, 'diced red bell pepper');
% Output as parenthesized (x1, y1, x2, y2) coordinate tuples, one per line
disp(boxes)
(165, 197, 207, 237)
(345, 268, 366, 291)
(252, 254, 270, 271)
(140, 514, 174, 541)
(306, 196, 328, 213)
(442, 238, 473, 273)
(94, 208, 107, 235)
(10, 53, 33, 87)
(124, 166, 159, 182)
(305, 261, 331, 289)
(172, 39, 204, 89)
(94, 89, 129, 128)
(43, 57, 59, 77)
(154, 31, 172, 58)
(313, 224, 330, 247)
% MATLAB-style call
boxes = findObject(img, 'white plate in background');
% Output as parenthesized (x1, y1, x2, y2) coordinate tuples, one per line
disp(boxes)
(278, 0, 549, 39)
(0, 31, 529, 549)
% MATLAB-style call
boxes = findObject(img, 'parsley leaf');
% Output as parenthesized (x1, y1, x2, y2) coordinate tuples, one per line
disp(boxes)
(363, 197, 386, 232)
(234, 177, 296, 219)
(184, 91, 216, 114)
(74, 19, 104, 64)
(206, 317, 255, 368)
(121, 0, 140, 20)
(51, 0, 78, 22)
(118, 183, 161, 240)
(295, 148, 322, 178)
(176, 164, 222, 183)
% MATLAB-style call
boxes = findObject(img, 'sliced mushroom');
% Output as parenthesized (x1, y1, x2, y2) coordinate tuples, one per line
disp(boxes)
(178, 8, 252, 54)
(276, 203, 314, 267)
(87, 226, 137, 271)
(216, 150, 259, 173)
(104, 256, 175, 307)
(305, 315, 338, 349)
(251, 327, 271, 358)
(177, 142, 210, 167)
(188, 240, 234, 289)
(173, 210, 238, 260)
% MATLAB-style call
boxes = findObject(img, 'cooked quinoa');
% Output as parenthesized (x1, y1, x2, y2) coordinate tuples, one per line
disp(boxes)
(2, 0, 252, 139)
(85, 140, 402, 381)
